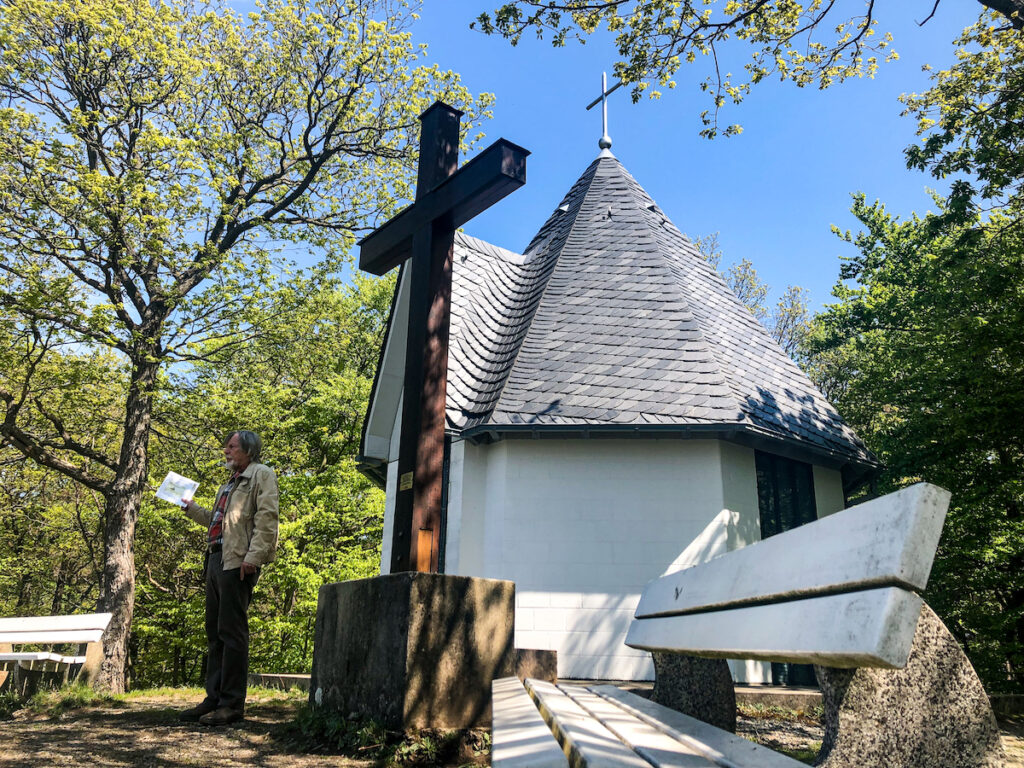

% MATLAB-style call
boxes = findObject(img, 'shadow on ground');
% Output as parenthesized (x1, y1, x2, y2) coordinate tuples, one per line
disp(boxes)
(0, 692, 374, 768)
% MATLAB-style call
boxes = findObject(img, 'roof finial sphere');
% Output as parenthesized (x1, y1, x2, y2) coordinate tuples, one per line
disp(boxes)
(599, 134, 612, 150)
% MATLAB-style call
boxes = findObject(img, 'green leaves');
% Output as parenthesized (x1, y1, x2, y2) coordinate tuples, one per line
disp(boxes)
(902, 13, 1024, 230)
(805, 196, 1024, 690)
(475, 0, 899, 137)
(0, 0, 486, 690)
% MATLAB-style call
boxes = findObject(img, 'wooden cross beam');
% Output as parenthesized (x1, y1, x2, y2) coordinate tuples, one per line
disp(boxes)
(359, 102, 529, 574)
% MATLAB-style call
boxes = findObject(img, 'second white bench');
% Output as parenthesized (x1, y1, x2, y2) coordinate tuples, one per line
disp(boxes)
(0, 612, 112, 694)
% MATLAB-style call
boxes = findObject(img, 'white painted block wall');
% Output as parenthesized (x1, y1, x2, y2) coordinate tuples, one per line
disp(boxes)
(445, 439, 762, 680)
(389, 423, 847, 682)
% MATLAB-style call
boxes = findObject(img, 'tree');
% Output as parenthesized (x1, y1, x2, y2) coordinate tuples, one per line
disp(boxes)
(129, 272, 392, 686)
(802, 14, 1024, 688)
(805, 195, 1024, 689)
(474, 1, 1023, 137)
(802, 14, 1024, 689)
(0, 0, 489, 692)
(692, 232, 810, 353)
(902, 14, 1024, 228)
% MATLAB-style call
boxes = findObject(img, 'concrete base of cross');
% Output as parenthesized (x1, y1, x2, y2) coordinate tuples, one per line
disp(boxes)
(309, 572, 516, 729)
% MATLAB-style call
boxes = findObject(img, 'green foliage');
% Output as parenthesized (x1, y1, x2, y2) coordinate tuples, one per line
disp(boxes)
(0, 0, 485, 690)
(0, 352, 116, 618)
(475, 0, 907, 137)
(130, 272, 391, 686)
(801, 9, 1024, 693)
(903, 14, 1024, 228)
(476, 1, 1023, 137)
(0, 690, 22, 720)
(692, 231, 811, 354)
(805, 196, 1024, 690)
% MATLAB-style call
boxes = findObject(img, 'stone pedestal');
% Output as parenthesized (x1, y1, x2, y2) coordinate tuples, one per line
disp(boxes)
(310, 573, 515, 730)
(515, 648, 557, 683)
(651, 653, 736, 732)
(815, 604, 1005, 768)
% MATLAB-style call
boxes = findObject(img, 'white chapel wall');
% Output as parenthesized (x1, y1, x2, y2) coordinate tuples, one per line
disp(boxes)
(813, 465, 846, 517)
(446, 438, 764, 681)
(378, 393, 403, 575)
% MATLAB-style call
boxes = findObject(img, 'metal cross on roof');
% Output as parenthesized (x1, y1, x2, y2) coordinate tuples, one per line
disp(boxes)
(585, 72, 623, 151)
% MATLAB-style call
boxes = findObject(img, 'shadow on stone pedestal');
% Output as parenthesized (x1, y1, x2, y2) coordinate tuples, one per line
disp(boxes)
(815, 604, 1005, 768)
(310, 573, 515, 730)
(515, 648, 557, 683)
(651, 653, 736, 732)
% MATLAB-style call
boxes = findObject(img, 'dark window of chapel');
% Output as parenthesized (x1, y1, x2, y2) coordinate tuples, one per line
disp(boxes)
(754, 449, 819, 687)
(754, 450, 817, 539)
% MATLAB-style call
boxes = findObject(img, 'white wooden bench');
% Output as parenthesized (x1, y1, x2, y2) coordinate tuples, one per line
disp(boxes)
(0, 612, 112, 694)
(493, 483, 1005, 767)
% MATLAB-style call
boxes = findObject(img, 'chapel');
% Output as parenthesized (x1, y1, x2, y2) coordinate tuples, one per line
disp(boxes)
(357, 140, 878, 682)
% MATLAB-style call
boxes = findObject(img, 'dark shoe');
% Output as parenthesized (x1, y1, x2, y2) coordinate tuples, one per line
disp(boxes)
(179, 701, 218, 722)
(199, 706, 244, 726)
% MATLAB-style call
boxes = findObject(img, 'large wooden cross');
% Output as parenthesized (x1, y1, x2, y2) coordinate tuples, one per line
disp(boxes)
(359, 102, 529, 574)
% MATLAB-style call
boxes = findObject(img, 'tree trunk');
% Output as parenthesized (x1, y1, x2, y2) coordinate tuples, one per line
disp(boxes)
(95, 356, 160, 693)
(977, 0, 1024, 29)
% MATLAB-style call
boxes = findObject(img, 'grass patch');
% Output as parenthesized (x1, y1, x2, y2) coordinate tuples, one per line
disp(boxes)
(0, 690, 22, 720)
(275, 703, 489, 766)
(738, 701, 823, 724)
(120, 685, 205, 699)
(5, 682, 306, 721)
(774, 742, 822, 765)
(25, 681, 123, 717)
(246, 684, 308, 701)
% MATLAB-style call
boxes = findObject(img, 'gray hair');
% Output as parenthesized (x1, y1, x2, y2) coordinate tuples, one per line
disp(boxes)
(225, 430, 262, 463)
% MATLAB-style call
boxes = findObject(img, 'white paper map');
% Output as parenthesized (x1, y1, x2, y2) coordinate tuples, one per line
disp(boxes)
(156, 471, 199, 505)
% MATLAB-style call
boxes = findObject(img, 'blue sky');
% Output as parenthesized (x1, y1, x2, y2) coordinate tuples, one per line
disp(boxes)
(407, 2, 983, 312)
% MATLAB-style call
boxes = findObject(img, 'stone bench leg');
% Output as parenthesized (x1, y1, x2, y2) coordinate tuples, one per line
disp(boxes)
(815, 604, 1005, 768)
(77, 640, 104, 686)
(651, 653, 736, 733)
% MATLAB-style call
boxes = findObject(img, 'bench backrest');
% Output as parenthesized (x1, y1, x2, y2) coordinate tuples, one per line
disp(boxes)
(625, 483, 949, 669)
(0, 613, 113, 645)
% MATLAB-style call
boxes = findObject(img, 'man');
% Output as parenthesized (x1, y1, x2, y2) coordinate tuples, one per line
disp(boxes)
(178, 430, 279, 726)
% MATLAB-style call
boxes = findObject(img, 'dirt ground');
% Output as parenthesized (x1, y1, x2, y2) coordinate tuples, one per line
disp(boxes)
(737, 710, 1024, 767)
(0, 689, 374, 768)
(0, 688, 1021, 767)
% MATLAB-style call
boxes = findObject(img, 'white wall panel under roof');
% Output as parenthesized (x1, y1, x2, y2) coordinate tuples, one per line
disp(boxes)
(441, 437, 849, 681)
(446, 438, 760, 680)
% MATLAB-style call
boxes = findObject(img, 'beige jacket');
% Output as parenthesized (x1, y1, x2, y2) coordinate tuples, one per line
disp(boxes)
(185, 462, 279, 570)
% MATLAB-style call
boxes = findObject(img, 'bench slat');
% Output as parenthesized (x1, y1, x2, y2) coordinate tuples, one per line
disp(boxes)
(0, 629, 106, 644)
(635, 483, 948, 619)
(592, 686, 807, 768)
(626, 587, 924, 668)
(0, 652, 66, 663)
(526, 678, 651, 768)
(559, 685, 715, 768)
(492, 677, 569, 768)
(0, 612, 113, 634)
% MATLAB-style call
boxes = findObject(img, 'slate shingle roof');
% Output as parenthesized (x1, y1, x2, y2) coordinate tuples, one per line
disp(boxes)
(445, 153, 875, 469)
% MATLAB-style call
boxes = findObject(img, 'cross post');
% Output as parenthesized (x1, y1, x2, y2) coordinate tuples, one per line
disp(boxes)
(359, 103, 529, 574)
